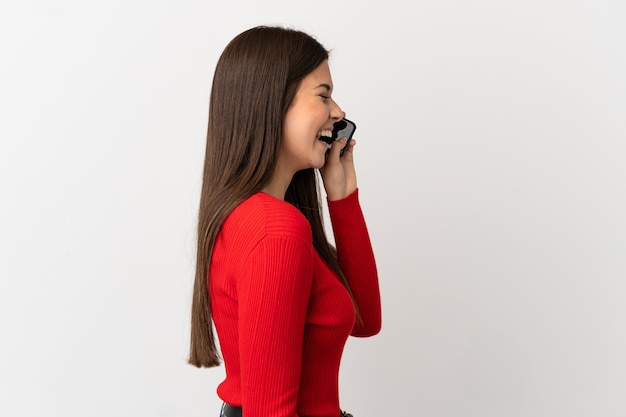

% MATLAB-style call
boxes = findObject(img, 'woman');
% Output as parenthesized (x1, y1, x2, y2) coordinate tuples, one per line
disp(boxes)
(189, 26, 381, 417)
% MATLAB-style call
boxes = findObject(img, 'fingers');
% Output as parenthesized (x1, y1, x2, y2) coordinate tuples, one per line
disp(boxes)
(326, 137, 347, 162)
(341, 138, 356, 158)
(320, 137, 358, 200)
(327, 137, 356, 161)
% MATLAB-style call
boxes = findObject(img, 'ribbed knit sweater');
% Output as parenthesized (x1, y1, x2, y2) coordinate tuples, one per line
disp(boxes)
(209, 189, 381, 417)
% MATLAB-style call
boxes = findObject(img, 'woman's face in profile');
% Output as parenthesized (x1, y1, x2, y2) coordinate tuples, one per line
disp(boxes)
(280, 60, 346, 172)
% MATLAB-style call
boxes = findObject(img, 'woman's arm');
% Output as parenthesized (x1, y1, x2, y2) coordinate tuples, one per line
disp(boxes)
(237, 235, 313, 417)
(328, 189, 382, 337)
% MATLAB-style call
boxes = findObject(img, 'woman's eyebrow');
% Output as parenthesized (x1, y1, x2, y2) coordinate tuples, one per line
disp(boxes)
(315, 83, 332, 91)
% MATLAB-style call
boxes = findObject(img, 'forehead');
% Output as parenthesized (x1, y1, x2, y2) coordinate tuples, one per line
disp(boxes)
(300, 61, 333, 89)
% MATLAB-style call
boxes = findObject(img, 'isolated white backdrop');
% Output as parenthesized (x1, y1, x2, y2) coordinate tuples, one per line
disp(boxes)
(1, 0, 625, 416)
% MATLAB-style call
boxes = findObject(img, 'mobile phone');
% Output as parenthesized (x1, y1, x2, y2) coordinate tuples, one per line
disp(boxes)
(331, 118, 357, 156)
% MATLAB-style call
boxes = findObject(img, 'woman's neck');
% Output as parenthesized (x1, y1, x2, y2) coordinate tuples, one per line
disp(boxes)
(262, 164, 295, 200)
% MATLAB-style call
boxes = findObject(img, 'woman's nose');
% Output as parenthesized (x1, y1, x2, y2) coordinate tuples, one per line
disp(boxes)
(330, 99, 346, 121)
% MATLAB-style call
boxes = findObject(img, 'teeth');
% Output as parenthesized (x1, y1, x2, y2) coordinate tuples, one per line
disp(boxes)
(317, 129, 332, 138)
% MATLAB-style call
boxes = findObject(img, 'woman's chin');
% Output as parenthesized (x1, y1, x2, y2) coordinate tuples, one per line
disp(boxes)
(308, 157, 325, 169)
(305, 145, 324, 168)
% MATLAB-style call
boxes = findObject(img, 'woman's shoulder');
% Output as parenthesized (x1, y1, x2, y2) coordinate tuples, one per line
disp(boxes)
(223, 192, 312, 244)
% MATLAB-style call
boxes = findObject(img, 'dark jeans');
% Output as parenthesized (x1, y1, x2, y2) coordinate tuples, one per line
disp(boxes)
(219, 402, 353, 417)
(220, 403, 241, 417)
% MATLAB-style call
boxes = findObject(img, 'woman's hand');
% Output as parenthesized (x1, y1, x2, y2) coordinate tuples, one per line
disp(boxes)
(319, 137, 357, 201)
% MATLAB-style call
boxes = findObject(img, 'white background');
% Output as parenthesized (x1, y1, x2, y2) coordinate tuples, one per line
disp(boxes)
(1, 0, 625, 416)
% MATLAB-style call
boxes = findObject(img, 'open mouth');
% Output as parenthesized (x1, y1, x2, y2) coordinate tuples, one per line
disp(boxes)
(317, 129, 333, 148)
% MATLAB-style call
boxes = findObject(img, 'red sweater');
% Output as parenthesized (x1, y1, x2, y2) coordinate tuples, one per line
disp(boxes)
(210, 189, 381, 417)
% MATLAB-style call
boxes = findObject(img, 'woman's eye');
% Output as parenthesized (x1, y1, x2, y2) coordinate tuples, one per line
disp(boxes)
(320, 95, 330, 101)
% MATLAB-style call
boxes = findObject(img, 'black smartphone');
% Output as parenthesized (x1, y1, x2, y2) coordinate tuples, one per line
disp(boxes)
(331, 118, 357, 156)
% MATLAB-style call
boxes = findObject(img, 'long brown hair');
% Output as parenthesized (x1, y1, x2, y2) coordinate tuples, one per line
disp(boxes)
(189, 26, 356, 368)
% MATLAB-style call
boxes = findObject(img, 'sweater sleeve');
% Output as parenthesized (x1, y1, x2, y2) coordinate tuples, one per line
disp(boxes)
(236, 235, 313, 417)
(327, 189, 382, 337)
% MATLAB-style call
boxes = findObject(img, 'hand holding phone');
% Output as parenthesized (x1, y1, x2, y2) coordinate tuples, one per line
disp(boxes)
(319, 118, 357, 156)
